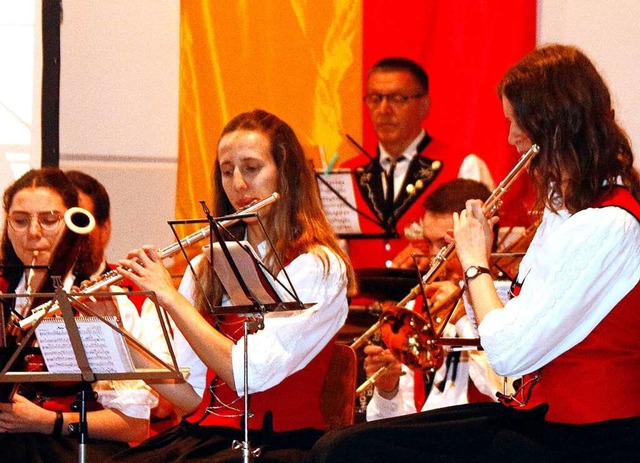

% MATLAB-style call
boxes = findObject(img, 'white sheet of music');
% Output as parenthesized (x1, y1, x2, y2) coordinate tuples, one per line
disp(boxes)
(35, 316, 135, 374)
(316, 169, 362, 234)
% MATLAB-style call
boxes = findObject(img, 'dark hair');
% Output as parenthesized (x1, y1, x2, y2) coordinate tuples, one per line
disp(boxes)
(199, 109, 356, 309)
(498, 44, 639, 213)
(1, 168, 79, 289)
(370, 57, 429, 94)
(423, 179, 491, 214)
(65, 170, 111, 225)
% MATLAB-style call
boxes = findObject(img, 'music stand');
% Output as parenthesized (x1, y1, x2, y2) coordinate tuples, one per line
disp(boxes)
(0, 284, 184, 463)
(315, 170, 398, 240)
(410, 253, 481, 349)
(191, 209, 311, 463)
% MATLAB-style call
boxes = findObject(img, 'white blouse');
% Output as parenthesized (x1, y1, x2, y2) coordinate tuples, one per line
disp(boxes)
(479, 205, 640, 377)
(174, 243, 349, 396)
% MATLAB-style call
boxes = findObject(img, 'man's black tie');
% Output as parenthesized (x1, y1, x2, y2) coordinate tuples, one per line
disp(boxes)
(385, 159, 398, 222)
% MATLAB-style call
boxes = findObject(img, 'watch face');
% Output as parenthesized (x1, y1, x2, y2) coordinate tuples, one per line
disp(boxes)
(465, 266, 489, 281)
(466, 267, 479, 279)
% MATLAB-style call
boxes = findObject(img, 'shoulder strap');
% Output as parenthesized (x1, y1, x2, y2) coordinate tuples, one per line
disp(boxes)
(593, 186, 640, 223)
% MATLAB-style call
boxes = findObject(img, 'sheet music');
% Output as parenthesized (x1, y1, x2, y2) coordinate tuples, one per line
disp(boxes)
(315, 169, 362, 234)
(203, 241, 278, 306)
(461, 280, 512, 335)
(35, 316, 135, 374)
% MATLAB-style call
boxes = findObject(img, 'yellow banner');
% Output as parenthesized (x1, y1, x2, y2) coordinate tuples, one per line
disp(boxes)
(177, 1, 363, 220)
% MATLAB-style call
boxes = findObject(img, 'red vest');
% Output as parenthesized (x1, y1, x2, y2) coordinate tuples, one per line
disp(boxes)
(342, 138, 458, 269)
(184, 313, 335, 432)
(518, 187, 640, 423)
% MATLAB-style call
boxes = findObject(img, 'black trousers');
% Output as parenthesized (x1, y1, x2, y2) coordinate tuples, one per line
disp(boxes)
(0, 434, 128, 463)
(308, 402, 640, 463)
(106, 422, 322, 463)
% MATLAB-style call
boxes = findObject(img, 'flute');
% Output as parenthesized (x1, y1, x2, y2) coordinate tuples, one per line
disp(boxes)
(19, 193, 280, 329)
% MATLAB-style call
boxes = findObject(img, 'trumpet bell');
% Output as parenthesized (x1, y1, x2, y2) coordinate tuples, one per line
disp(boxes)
(379, 307, 444, 371)
(64, 207, 96, 235)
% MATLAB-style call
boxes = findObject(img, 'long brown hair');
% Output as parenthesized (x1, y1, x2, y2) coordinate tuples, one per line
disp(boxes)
(194, 110, 356, 310)
(498, 44, 639, 213)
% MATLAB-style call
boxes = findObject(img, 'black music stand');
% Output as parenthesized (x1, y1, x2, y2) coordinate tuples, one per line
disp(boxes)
(0, 284, 184, 463)
(315, 170, 399, 240)
(191, 209, 311, 463)
(409, 253, 481, 349)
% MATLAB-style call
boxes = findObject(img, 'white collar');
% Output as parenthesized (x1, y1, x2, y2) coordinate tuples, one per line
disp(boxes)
(379, 130, 426, 167)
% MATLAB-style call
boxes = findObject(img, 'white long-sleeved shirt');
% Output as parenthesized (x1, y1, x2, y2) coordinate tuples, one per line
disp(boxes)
(479, 205, 640, 377)
(174, 243, 349, 397)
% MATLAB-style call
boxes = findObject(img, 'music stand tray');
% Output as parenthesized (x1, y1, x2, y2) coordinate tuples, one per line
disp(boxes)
(0, 287, 184, 463)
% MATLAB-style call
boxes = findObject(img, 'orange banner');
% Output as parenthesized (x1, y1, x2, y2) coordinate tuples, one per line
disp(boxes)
(177, 1, 363, 221)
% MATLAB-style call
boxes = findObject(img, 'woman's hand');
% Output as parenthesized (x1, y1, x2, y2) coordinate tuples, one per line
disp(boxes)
(0, 394, 57, 434)
(453, 199, 498, 270)
(116, 246, 178, 309)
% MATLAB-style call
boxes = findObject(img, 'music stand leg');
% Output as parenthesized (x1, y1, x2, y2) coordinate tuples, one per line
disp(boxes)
(70, 383, 95, 463)
(232, 319, 262, 462)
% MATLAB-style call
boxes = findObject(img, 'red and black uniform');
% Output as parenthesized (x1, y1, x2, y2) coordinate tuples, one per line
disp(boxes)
(512, 186, 640, 423)
(342, 134, 458, 269)
(309, 187, 640, 462)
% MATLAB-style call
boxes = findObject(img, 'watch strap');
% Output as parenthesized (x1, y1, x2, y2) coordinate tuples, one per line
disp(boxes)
(465, 265, 491, 282)
(52, 410, 63, 436)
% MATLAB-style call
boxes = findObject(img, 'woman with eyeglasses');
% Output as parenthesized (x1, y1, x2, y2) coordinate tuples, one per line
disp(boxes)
(0, 168, 157, 462)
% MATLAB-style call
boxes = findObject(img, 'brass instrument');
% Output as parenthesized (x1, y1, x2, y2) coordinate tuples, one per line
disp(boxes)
(354, 289, 462, 394)
(354, 144, 540, 393)
(19, 193, 280, 329)
(350, 285, 461, 350)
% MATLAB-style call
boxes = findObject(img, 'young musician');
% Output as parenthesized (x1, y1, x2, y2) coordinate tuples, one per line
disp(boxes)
(107, 109, 356, 462)
(0, 168, 157, 462)
(363, 179, 502, 422)
(309, 44, 640, 462)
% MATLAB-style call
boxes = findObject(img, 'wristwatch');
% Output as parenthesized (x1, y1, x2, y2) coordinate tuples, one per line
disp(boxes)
(464, 265, 491, 283)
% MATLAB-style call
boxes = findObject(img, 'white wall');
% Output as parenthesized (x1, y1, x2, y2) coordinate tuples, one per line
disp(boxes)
(537, 0, 640, 170)
(54, 1, 640, 261)
(58, 0, 180, 260)
(0, 0, 41, 197)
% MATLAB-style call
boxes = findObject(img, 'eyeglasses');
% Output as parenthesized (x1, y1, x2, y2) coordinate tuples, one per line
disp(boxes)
(7, 211, 63, 232)
(363, 92, 425, 109)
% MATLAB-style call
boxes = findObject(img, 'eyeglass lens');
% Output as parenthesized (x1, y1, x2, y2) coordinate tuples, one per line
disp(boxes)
(364, 93, 423, 107)
(8, 211, 62, 231)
